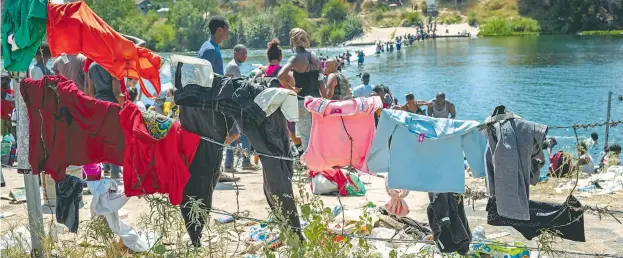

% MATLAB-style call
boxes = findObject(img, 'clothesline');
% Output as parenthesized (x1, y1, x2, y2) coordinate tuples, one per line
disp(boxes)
(199, 118, 622, 163)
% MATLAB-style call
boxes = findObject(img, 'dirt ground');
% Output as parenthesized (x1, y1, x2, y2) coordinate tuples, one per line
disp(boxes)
(1, 165, 623, 257)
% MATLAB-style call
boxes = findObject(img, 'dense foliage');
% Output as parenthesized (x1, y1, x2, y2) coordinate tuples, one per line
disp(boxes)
(519, 0, 623, 33)
(84, 0, 363, 51)
(469, 0, 622, 35)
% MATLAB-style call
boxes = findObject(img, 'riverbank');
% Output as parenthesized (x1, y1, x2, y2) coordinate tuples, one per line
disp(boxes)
(1, 165, 622, 257)
(342, 23, 479, 46)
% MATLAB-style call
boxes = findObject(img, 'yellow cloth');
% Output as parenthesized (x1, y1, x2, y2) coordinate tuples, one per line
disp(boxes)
(163, 102, 171, 116)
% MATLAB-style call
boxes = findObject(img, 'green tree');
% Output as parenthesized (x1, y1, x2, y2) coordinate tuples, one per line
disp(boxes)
(167, 0, 216, 51)
(147, 23, 176, 50)
(322, 0, 349, 22)
(274, 1, 310, 45)
(83, 0, 137, 30)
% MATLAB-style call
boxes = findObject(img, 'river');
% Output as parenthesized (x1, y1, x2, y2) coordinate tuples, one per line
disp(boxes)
(226, 35, 623, 164)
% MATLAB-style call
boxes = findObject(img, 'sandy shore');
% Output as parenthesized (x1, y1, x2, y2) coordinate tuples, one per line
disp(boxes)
(1, 163, 623, 256)
(343, 24, 479, 46)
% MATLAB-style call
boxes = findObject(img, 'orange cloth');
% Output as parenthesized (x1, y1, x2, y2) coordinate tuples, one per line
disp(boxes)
(46, 2, 161, 98)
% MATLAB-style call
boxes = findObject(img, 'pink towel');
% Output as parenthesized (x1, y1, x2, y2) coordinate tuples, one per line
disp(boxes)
(384, 178, 409, 217)
(301, 97, 382, 173)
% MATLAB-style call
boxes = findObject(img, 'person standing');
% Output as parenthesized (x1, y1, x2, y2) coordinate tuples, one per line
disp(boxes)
(277, 28, 327, 153)
(127, 86, 146, 111)
(86, 62, 124, 179)
(223, 44, 259, 172)
(28, 44, 52, 80)
(351, 73, 374, 98)
(196, 16, 239, 183)
(428, 92, 456, 119)
(52, 54, 87, 91)
(1, 75, 14, 138)
(324, 58, 352, 100)
(357, 51, 365, 65)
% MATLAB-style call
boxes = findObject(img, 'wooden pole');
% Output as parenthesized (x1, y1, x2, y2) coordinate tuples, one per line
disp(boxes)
(13, 73, 44, 257)
(604, 91, 613, 150)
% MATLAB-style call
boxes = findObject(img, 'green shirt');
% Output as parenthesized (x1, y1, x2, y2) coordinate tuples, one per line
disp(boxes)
(1, 0, 48, 72)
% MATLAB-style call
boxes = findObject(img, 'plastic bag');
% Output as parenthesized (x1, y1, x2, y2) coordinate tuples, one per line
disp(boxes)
(346, 172, 366, 196)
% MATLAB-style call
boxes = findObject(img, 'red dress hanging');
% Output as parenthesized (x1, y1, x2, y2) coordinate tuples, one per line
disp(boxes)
(21, 75, 125, 181)
(119, 103, 200, 205)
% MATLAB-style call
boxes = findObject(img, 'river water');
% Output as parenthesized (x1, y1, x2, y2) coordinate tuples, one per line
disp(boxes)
(221, 35, 623, 158)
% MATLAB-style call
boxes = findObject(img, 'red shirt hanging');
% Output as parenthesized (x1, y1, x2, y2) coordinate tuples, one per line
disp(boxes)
(46, 2, 161, 98)
(119, 103, 200, 205)
(1, 88, 14, 120)
(21, 75, 125, 181)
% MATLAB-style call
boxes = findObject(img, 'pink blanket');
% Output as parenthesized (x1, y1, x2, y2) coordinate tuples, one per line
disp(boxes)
(301, 97, 382, 172)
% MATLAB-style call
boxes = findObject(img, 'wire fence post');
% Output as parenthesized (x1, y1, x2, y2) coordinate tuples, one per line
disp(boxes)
(604, 91, 613, 150)
(13, 74, 44, 257)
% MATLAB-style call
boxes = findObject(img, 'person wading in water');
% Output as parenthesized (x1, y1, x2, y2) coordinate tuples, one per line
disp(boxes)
(428, 92, 456, 119)
(324, 58, 352, 100)
(277, 28, 327, 154)
(396, 93, 431, 115)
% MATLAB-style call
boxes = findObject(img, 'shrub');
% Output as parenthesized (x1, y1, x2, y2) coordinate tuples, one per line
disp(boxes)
(402, 11, 422, 27)
(468, 12, 478, 26)
(343, 15, 364, 38)
(479, 16, 540, 36)
(438, 11, 462, 24)
(322, 0, 349, 22)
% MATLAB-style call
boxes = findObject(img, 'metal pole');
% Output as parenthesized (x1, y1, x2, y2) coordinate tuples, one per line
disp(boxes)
(13, 74, 44, 257)
(604, 91, 613, 151)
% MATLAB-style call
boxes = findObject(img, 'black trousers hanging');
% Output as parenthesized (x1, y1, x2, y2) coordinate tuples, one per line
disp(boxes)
(178, 105, 301, 246)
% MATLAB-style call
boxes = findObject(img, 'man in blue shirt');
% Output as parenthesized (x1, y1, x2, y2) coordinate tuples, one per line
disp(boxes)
(198, 16, 229, 75)
(198, 16, 241, 182)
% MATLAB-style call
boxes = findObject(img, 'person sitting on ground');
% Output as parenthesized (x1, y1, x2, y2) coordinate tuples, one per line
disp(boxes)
(351, 73, 374, 98)
(577, 142, 595, 175)
(428, 92, 456, 119)
(396, 93, 431, 115)
(324, 58, 352, 100)
(600, 144, 622, 168)
(546, 138, 573, 178)
(127, 84, 146, 111)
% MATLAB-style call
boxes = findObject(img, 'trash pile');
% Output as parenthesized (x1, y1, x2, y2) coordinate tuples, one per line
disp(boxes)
(231, 203, 534, 258)
(556, 166, 623, 195)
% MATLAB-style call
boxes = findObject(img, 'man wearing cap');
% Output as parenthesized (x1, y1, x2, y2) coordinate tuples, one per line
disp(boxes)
(351, 73, 374, 98)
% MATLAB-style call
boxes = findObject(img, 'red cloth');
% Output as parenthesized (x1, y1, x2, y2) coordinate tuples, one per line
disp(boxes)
(309, 168, 352, 196)
(119, 103, 200, 205)
(83, 58, 94, 73)
(21, 75, 125, 181)
(1, 89, 14, 120)
(47, 2, 161, 98)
